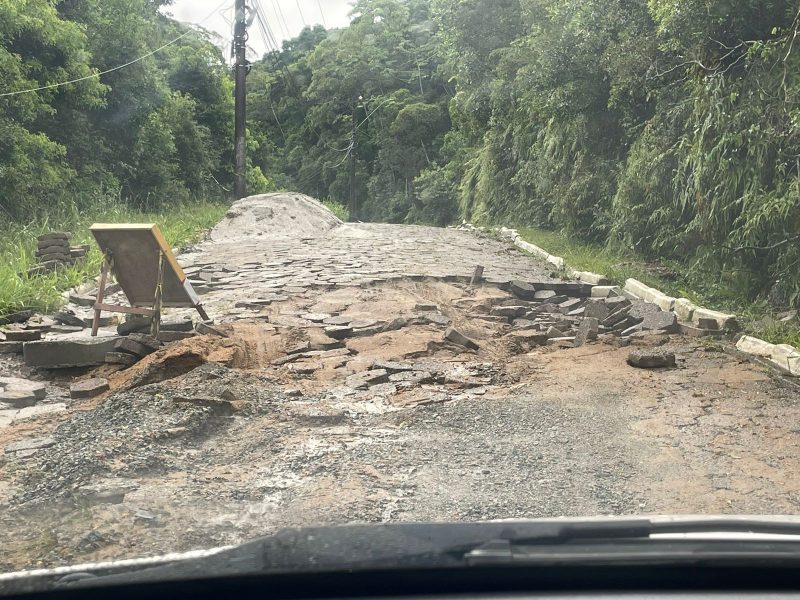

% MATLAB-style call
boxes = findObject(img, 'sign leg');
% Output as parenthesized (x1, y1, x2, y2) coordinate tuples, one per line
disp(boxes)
(92, 255, 111, 337)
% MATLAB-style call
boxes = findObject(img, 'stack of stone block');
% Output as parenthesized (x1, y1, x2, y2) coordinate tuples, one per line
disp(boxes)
(28, 232, 89, 276)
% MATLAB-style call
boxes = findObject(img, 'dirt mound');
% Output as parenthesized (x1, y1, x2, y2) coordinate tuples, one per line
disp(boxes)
(211, 192, 342, 242)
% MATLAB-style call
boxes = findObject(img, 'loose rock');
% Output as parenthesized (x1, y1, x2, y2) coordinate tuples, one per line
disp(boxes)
(69, 378, 110, 399)
(627, 348, 676, 369)
(444, 327, 479, 350)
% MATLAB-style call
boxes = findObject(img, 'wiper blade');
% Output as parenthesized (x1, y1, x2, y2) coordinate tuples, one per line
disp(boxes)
(493, 518, 800, 545)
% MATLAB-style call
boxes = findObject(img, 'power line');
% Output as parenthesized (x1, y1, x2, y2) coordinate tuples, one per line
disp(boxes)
(0, 0, 233, 98)
(316, 0, 327, 28)
(295, 0, 307, 27)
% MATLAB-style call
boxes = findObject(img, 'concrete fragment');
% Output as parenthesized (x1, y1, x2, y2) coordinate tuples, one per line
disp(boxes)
(736, 336, 800, 376)
(419, 313, 451, 326)
(574, 318, 599, 347)
(693, 307, 738, 331)
(696, 318, 720, 330)
(115, 337, 155, 358)
(105, 352, 139, 366)
(591, 286, 622, 298)
(161, 317, 195, 332)
(510, 281, 537, 300)
(414, 303, 438, 312)
(117, 317, 151, 335)
(558, 298, 583, 312)
(24, 337, 119, 368)
(641, 311, 679, 333)
(546, 326, 565, 339)
(2, 329, 41, 342)
(68, 292, 97, 307)
(628, 302, 661, 321)
(490, 306, 528, 318)
(620, 324, 643, 337)
(388, 371, 434, 385)
(567, 307, 585, 317)
(373, 360, 415, 373)
(195, 321, 227, 337)
(325, 325, 353, 340)
(678, 323, 723, 338)
(157, 331, 196, 343)
(584, 301, 611, 321)
(673, 298, 697, 323)
(0, 341, 23, 354)
(627, 348, 676, 369)
(623, 279, 676, 311)
(127, 333, 161, 352)
(533, 290, 557, 301)
(69, 378, 110, 399)
(75, 478, 139, 505)
(53, 311, 86, 328)
(5, 436, 55, 456)
(444, 327, 479, 350)
(630, 331, 670, 347)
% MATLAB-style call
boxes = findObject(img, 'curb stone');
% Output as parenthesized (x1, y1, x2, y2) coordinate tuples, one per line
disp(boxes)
(490, 225, 800, 377)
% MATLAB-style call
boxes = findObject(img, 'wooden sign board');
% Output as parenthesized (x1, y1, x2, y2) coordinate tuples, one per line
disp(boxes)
(89, 224, 200, 308)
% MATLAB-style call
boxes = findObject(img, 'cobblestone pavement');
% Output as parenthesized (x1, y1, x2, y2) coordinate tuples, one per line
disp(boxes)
(177, 195, 557, 316)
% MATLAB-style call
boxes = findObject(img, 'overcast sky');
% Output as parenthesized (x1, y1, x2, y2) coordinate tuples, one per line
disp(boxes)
(163, 0, 354, 60)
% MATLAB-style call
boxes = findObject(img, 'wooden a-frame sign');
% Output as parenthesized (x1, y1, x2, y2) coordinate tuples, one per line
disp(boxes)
(89, 224, 208, 336)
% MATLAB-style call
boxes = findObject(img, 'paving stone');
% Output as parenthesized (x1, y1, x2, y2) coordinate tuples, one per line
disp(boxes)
(602, 305, 632, 327)
(0, 310, 34, 326)
(322, 315, 352, 326)
(161, 317, 195, 332)
(53, 310, 87, 328)
(325, 325, 353, 340)
(678, 323, 724, 338)
(380, 318, 408, 332)
(510, 281, 537, 300)
(0, 341, 23, 354)
(388, 370, 434, 385)
(533, 290, 557, 301)
(127, 333, 162, 352)
(373, 360, 415, 373)
(584, 301, 611, 321)
(490, 306, 528, 318)
(68, 292, 97, 307)
(50, 325, 84, 334)
(75, 478, 139, 505)
(630, 331, 671, 347)
(118, 317, 151, 336)
(24, 337, 119, 368)
(641, 311, 679, 333)
(628, 302, 662, 321)
(444, 327, 479, 350)
(414, 303, 438, 311)
(5, 436, 55, 456)
(418, 313, 451, 326)
(574, 317, 599, 347)
(567, 307, 585, 317)
(69, 378, 110, 399)
(115, 337, 156, 358)
(301, 313, 331, 323)
(627, 348, 676, 369)
(105, 352, 139, 366)
(547, 337, 575, 347)
(546, 326, 565, 339)
(157, 331, 196, 343)
(196, 321, 228, 337)
(507, 330, 549, 349)
(37, 232, 70, 243)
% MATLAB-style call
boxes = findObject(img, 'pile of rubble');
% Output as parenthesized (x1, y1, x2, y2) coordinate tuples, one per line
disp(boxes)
(27, 232, 88, 276)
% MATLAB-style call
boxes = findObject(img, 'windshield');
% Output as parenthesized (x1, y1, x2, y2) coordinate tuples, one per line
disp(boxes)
(1, 0, 799, 580)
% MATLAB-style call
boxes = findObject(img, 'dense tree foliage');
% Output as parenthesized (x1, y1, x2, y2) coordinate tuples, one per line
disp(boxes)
(0, 0, 260, 218)
(250, 0, 800, 305)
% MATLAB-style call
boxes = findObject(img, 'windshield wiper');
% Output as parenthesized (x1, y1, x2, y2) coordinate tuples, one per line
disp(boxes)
(464, 519, 800, 566)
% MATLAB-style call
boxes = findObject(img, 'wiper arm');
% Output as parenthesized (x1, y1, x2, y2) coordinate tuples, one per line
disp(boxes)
(494, 518, 800, 545)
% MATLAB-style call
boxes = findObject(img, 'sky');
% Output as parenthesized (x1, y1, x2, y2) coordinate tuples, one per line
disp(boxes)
(163, 0, 354, 61)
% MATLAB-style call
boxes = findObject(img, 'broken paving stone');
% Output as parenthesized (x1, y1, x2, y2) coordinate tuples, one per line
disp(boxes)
(641, 310, 679, 333)
(604, 296, 632, 309)
(627, 348, 676, 369)
(602, 305, 632, 327)
(157, 330, 196, 343)
(4, 436, 55, 456)
(289, 403, 348, 425)
(286, 341, 311, 355)
(161, 317, 195, 332)
(345, 369, 389, 389)
(490, 305, 528, 318)
(0, 341, 23, 354)
(53, 310, 86, 328)
(574, 317, 599, 347)
(510, 280, 537, 300)
(696, 317, 720, 330)
(444, 327, 479, 351)
(380, 318, 408, 333)
(74, 478, 139, 505)
(24, 337, 119, 368)
(195, 321, 228, 337)
(68, 292, 97, 307)
(628, 302, 661, 320)
(621, 324, 644, 337)
(418, 313, 451, 327)
(50, 324, 84, 334)
(114, 337, 156, 358)
(546, 326, 565, 339)
(630, 331, 671, 347)
(117, 317, 151, 336)
(350, 324, 385, 338)
(414, 303, 438, 312)
(322, 315, 352, 326)
(288, 363, 321, 375)
(325, 325, 353, 340)
(558, 298, 583, 311)
(105, 352, 139, 366)
(584, 301, 611, 321)
(512, 318, 538, 329)
(533, 290, 557, 301)
(301, 313, 331, 323)
(547, 336, 575, 348)
(127, 333, 161, 352)
(373, 360, 415, 373)
(2, 329, 41, 342)
(69, 378, 110, 399)
(678, 323, 723, 338)
(567, 307, 585, 317)
(388, 370, 434, 385)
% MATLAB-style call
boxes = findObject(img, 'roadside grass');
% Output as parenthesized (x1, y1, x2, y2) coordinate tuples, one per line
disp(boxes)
(516, 226, 800, 347)
(0, 197, 227, 320)
(321, 198, 350, 222)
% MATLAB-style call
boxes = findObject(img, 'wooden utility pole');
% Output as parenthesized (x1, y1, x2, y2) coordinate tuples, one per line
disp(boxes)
(349, 103, 357, 218)
(233, 0, 248, 199)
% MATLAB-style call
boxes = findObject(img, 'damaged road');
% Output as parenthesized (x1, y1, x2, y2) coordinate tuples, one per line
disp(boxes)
(0, 193, 798, 571)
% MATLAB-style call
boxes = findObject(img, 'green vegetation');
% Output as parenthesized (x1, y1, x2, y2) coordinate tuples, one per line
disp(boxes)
(0, 198, 226, 319)
(250, 0, 800, 315)
(322, 199, 350, 222)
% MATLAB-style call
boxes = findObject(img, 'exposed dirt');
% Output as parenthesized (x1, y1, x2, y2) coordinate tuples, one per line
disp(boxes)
(0, 195, 798, 572)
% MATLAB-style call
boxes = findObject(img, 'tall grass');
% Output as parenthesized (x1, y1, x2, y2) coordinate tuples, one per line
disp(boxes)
(0, 196, 227, 319)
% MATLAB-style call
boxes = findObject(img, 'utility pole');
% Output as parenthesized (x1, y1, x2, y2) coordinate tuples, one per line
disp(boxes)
(349, 103, 357, 218)
(233, 0, 248, 199)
